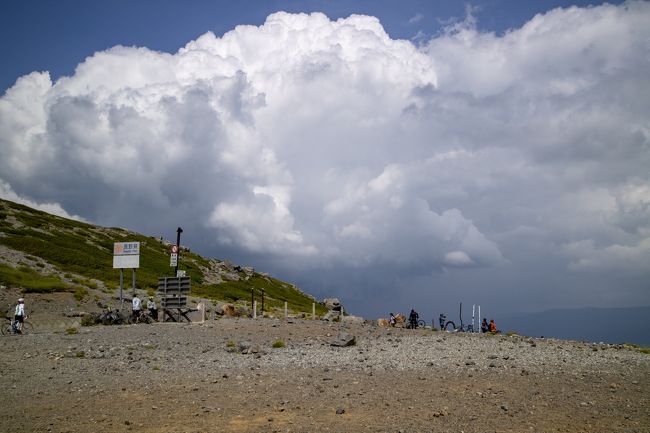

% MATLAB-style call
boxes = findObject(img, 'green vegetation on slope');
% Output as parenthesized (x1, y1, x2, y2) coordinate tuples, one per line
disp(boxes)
(0, 263, 72, 293)
(0, 199, 324, 315)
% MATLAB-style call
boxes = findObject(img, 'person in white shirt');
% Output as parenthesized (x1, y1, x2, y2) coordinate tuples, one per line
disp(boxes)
(14, 298, 25, 333)
(146, 296, 158, 321)
(131, 294, 142, 321)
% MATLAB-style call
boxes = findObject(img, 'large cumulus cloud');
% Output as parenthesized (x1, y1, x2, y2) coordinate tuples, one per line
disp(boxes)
(1, 3, 649, 316)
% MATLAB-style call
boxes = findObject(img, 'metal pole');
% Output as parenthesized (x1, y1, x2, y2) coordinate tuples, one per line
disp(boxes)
(312, 303, 315, 320)
(284, 301, 288, 319)
(119, 269, 124, 309)
(175, 227, 183, 277)
(175, 227, 183, 323)
(472, 304, 475, 333)
(478, 305, 481, 332)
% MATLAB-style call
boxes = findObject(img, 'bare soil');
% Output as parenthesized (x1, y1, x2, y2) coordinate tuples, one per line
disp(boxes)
(0, 292, 649, 433)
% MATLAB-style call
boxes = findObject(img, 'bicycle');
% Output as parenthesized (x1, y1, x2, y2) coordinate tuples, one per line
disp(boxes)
(405, 319, 427, 329)
(1, 316, 34, 335)
(96, 308, 127, 325)
(127, 310, 153, 325)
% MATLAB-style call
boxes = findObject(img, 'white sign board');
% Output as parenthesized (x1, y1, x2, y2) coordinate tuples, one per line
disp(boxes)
(113, 242, 140, 269)
(170, 253, 178, 267)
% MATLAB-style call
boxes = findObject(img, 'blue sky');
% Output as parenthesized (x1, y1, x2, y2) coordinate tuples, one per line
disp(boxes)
(0, 0, 623, 94)
(1, 0, 647, 321)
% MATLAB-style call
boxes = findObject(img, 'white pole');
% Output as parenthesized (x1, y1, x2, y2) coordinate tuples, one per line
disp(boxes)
(197, 302, 205, 323)
(284, 301, 288, 319)
(253, 300, 257, 319)
(478, 305, 481, 332)
(472, 304, 475, 333)
(312, 303, 316, 320)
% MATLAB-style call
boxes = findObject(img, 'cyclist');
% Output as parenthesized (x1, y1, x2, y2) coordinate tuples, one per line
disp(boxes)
(131, 293, 142, 322)
(14, 298, 25, 333)
(408, 309, 419, 329)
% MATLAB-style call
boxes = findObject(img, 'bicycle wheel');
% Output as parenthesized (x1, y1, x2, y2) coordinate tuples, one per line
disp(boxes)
(1, 322, 12, 335)
(444, 321, 456, 331)
(20, 321, 34, 335)
(417, 319, 426, 328)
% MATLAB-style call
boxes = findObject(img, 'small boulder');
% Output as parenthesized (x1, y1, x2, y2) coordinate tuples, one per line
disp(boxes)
(331, 332, 356, 347)
(238, 341, 252, 353)
(323, 298, 342, 310)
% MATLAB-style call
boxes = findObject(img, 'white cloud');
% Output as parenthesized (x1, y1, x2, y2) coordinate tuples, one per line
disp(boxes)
(1, 5, 649, 313)
(0, 179, 85, 221)
(409, 13, 424, 24)
(443, 250, 473, 267)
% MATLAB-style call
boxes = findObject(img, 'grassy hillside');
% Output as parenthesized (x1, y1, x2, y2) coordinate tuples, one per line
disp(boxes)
(0, 199, 327, 316)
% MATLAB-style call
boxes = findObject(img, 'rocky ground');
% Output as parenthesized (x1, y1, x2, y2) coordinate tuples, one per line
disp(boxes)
(1, 307, 649, 433)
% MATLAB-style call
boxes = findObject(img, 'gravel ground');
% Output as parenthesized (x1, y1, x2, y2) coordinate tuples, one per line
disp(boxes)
(1, 317, 649, 433)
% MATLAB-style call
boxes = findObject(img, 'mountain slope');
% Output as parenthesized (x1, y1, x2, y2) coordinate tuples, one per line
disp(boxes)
(0, 198, 327, 316)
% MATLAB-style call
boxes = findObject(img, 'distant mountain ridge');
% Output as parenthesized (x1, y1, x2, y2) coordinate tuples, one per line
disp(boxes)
(500, 306, 650, 346)
(0, 198, 327, 316)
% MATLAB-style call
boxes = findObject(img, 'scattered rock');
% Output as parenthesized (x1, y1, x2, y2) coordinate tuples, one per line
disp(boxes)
(330, 332, 356, 347)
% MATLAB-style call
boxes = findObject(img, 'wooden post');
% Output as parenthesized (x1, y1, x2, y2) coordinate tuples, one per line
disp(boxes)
(312, 303, 316, 320)
(253, 300, 257, 319)
(284, 301, 288, 319)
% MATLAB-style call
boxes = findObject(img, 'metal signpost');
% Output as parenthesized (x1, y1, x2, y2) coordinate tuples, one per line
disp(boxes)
(157, 276, 191, 322)
(113, 242, 140, 308)
(174, 227, 183, 277)
(170, 244, 178, 267)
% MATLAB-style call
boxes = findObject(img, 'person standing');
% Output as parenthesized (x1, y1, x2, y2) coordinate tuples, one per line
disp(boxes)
(409, 309, 419, 329)
(14, 298, 25, 333)
(489, 319, 498, 333)
(439, 313, 446, 331)
(147, 296, 158, 321)
(132, 294, 142, 321)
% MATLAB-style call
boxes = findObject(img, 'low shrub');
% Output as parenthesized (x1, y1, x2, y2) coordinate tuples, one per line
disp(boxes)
(272, 339, 286, 348)
(65, 327, 78, 335)
(80, 315, 97, 327)
(73, 287, 87, 301)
